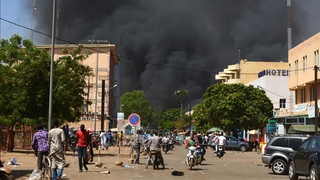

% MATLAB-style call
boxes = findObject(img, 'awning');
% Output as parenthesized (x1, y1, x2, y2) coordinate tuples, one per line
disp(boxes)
(288, 125, 320, 134)
(207, 127, 224, 133)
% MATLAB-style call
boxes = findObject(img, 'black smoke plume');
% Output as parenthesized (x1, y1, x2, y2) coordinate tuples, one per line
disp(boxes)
(28, 0, 319, 110)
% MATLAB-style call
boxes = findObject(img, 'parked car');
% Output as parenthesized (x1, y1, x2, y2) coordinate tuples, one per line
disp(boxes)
(209, 135, 249, 152)
(225, 136, 249, 152)
(288, 135, 320, 180)
(262, 135, 308, 175)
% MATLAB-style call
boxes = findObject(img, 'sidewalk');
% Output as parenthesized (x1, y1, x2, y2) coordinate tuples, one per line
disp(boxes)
(1, 146, 134, 180)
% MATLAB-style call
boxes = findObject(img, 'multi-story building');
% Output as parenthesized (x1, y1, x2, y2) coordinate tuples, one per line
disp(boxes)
(276, 32, 320, 131)
(215, 59, 293, 140)
(37, 44, 119, 132)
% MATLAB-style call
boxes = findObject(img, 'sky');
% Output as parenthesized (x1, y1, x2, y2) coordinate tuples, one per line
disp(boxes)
(1, 0, 319, 111)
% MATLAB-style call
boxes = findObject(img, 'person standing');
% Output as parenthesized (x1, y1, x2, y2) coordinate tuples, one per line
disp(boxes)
(87, 129, 94, 162)
(100, 130, 107, 150)
(75, 124, 89, 172)
(105, 130, 112, 146)
(32, 124, 49, 171)
(118, 131, 123, 147)
(48, 120, 66, 180)
(133, 130, 143, 164)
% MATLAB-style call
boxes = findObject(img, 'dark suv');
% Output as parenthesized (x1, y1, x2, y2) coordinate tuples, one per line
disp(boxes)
(288, 135, 320, 180)
(262, 135, 308, 175)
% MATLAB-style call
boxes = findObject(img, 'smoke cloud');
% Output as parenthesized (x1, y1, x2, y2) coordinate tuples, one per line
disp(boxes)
(29, 0, 319, 110)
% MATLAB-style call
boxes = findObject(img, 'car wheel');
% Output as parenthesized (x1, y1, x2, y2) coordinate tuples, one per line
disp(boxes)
(272, 159, 287, 175)
(288, 161, 298, 180)
(310, 164, 319, 180)
(239, 145, 247, 152)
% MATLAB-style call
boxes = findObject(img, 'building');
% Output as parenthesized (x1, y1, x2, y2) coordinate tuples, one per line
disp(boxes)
(215, 59, 289, 84)
(275, 32, 320, 131)
(215, 59, 293, 140)
(37, 44, 119, 132)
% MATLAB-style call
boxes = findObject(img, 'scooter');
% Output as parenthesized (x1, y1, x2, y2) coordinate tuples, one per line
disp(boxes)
(0, 161, 14, 180)
(185, 146, 201, 170)
(216, 145, 225, 158)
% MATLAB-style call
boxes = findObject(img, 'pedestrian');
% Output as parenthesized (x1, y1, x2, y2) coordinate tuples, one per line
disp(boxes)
(133, 129, 143, 164)
(63, 124, 69, 152)
(87, 129, 94, 162)
(75, 124, 90, 172)
(118, 131, 123, 147)
(32, 124, 49, 171)
(100, 130, 107, 150)
(48, 120, 66, 180)
(106, 130, 112, 146)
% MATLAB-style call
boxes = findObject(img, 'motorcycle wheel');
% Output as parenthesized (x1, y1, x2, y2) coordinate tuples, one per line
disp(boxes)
(0, 173, 14, 180)
(188, 158, 193, 170)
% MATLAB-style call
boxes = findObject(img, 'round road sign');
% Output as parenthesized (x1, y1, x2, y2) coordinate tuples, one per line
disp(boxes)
(128, 113, 141, 126)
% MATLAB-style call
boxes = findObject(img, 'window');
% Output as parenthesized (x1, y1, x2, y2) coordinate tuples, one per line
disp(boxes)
(271, 138, 285, 146)
(288, 138, 303, 149)
(301, 88, 306, 103)
(315, 50, 319, 66)
(310, 86, 315, 101)
(294, 60, 299, 74)
(307, 137, 320, 149)
(299, 138, 310, 150)
(303, 56, 307, 71)
(280, 99, 286, 108)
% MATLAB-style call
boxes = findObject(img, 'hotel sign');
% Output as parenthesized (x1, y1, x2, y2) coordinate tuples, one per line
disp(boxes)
(258, 69, 289, 78)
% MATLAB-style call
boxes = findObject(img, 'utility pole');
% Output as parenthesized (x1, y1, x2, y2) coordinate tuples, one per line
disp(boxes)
(31, 0, 36, 42)
(315, 65, 319, 135)
(88, 38, 109, 134)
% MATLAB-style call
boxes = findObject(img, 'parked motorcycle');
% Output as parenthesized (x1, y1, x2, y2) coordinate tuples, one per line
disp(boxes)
(185, 146, 202, 170)
(216, 145, 225, 158)
(0, 161, 14, 180)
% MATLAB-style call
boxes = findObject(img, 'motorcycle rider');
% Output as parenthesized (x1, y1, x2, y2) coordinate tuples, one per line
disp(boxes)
(162, 135, 169, 152)
(217, 133, 228, 154)
(146, 131, 163, 169)
(197, 134, 206, 161)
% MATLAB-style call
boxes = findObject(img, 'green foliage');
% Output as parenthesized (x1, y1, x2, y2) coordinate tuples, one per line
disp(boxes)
(193, 83, 273, 132)
(158, 108, 180, 131)
(0, 35, 93, 127)
(120, 90, 153, 127)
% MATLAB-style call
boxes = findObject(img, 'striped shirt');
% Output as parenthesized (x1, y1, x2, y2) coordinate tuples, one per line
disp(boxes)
(32, 130, 49, 152)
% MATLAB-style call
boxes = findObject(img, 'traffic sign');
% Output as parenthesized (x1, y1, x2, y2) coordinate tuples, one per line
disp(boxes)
(128, 113, 141, 126)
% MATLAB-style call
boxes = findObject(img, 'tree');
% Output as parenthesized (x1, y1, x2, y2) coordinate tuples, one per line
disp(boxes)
(120, 90, 153, 127)
(174, 89, 188, 120)
(158, 108, 180, 131)
(0, 35, 92, 151)
(192, 83, 273, 134)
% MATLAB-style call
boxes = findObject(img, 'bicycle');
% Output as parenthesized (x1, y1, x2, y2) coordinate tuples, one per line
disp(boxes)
(42, 154, 51, 180)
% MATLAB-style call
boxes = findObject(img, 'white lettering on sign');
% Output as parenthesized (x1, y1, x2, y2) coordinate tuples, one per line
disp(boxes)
(258, 69, 289, 78)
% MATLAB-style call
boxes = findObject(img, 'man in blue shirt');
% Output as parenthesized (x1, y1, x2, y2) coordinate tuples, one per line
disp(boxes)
(32, 124, 49, 171)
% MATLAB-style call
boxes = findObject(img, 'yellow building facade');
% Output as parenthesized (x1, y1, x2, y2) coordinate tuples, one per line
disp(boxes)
(37, 44, 119, 132)
(215, 59, 289, 84)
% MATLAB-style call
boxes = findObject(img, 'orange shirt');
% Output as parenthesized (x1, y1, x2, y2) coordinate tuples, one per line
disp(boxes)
(75, 130, 89, 147)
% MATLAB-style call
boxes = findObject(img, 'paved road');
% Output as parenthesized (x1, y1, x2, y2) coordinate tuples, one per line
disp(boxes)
(1, 145, 308, 180)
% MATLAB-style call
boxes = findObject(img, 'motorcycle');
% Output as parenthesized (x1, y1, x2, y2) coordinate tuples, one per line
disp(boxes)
(216, 145, 225, 158)
(162, 142, 169, 154)
(146, 147, 165, 169)
(185, 146, 202, 170)
(69, 135, 76, 153)
(0, 161, 14, 180)
(168, 139, 174, 151)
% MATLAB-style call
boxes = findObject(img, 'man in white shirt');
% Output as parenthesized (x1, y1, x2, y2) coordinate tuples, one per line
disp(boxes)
(217, 133, 228, 153)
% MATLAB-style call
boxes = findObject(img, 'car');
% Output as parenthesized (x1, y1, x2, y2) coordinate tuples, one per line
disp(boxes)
(288, 135, 320, 180)
(225, 136, 249, 152)
(262, 135, 308, 175)
(209, 135, 249, 152)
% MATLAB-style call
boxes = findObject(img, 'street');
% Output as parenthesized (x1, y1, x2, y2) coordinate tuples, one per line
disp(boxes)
(1, 145, 307, 180)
